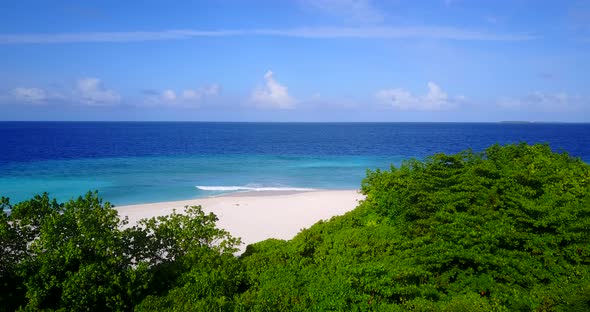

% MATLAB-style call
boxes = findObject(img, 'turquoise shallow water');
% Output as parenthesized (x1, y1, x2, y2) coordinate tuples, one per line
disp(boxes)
(0, 155, 402, 205)
(2, 122, 589, 206)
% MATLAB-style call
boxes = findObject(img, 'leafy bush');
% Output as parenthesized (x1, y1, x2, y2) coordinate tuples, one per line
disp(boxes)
(239, 143, 590, 310)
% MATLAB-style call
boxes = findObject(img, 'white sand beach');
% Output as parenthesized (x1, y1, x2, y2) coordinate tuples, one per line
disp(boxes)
(116, 190, 365, 252)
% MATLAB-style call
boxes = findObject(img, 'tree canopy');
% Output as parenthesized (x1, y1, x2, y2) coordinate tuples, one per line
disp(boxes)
(1, 193, 241, 311)
(1, 143, 589, 311)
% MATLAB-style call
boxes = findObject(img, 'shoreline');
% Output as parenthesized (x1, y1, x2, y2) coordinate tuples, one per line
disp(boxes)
(206, 189, 318, 198)
(116, 189, 365, 253)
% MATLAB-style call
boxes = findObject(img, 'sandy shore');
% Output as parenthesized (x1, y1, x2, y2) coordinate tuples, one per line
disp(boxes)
(116, 190, 365, 252)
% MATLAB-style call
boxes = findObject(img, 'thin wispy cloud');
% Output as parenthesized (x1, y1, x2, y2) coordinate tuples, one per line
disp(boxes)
(0, 30, 244, 44)
(258, 27, 535, 40)
(0, 26, 536, 44)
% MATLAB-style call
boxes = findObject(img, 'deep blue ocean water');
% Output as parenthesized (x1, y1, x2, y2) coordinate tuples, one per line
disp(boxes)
(1, 122, 589, 206)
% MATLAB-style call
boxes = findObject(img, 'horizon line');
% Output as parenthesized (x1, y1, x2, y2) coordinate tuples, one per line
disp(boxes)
(0, 120, 585, 124)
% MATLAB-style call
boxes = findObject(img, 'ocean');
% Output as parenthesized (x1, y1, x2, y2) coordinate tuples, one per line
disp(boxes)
(1, 122, 589, 206)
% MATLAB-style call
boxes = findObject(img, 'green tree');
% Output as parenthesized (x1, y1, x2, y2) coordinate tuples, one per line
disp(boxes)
(0, 197, 27, 312)
(134, 206, 243, 311)
(17, 192, 138, 311)
(2, 192, 242, 311)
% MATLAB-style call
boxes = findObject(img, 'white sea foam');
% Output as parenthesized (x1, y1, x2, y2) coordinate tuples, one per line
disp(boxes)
(195, 185, 316, 192)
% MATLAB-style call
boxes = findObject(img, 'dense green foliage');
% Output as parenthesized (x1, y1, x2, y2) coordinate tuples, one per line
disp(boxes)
(1, 143, 589, 311)
(0, 193, 240, 311)
(235, 143, 590, 311)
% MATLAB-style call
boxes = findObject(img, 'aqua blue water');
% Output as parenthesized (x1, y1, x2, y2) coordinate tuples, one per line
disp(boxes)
(1, 122, 589, 205)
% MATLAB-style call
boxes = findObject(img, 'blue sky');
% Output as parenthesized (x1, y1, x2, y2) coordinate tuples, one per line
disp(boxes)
(0, 0, 589, 122)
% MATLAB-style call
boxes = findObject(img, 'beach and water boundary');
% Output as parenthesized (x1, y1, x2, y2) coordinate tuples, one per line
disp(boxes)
(2, 122, 589, 206)
(116, 189, 365, 253)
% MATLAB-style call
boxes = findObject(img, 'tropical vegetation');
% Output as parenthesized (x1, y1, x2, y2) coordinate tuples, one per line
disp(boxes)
(1, 143, 589, 311)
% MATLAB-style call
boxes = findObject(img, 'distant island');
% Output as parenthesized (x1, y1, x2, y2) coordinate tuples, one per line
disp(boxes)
(498, 120, 533, 124)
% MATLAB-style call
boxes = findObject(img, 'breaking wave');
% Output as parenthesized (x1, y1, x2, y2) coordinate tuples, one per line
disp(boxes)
(195, 185, 315, 192)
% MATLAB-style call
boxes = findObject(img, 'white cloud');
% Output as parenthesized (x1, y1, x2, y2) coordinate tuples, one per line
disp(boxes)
(8, 78, 118, 106)
(498, 92, 585, 112)
(251, 71, 296, 109)
(162, 89, 177, 102)
(302, 0, 384, 24)
(12, 87, 49, 104)
(0, 26, 536, 44)
(375, 82, 462, 111)
(182, 84, 219, 100)
(144, 84, 220, 108)
(75, 78, 121, 105)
